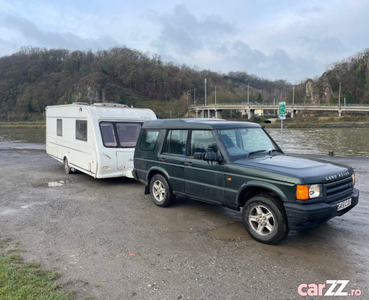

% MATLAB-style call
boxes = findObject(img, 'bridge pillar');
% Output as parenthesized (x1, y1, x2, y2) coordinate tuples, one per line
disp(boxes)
(215, 110, 222, 119)
(247, 109, 255, 120)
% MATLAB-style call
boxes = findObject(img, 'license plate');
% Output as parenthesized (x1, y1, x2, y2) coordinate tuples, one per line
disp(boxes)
(337, 198, 351, 211)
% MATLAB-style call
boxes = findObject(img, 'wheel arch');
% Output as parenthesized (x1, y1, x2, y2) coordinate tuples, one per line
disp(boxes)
(237, 181, 288, 208)
(145, 167, 171, 194)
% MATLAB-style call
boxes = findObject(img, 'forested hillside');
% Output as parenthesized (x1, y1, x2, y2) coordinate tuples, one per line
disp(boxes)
(305, 49, 369, 106)
(0, 46, 292, 119)
(1, 46, 368, 120)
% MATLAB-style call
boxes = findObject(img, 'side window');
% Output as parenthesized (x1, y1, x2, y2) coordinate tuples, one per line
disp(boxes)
(162, 130, 188, 155)
(57, 119, 62, 137)
(190, 130, 218, 156)
(116, 123, 142, 148)
(100, 122, 117, 147)
(140, 130, 160, 151)
(76, 120, 87, 142)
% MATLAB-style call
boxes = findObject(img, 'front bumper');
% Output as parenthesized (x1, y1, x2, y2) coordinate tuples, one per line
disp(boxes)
(284, 188, 359, 230)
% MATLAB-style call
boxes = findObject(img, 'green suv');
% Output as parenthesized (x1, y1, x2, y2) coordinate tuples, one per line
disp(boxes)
(133, 119, 359, 244)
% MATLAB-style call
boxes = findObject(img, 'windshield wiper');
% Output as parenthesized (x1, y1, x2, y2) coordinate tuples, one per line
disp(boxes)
(268, 149, 284, 156)
(245, 150, 267, 158)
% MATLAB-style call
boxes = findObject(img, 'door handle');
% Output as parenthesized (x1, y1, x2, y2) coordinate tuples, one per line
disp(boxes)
(184, 161, 194, 166)
(159, 158, 166, 162)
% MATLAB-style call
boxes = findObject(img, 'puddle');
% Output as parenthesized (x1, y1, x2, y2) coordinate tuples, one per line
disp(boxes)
(47, 181, 64, 187)
(207, 222, 251, 241)
(33, 179, 76, 188)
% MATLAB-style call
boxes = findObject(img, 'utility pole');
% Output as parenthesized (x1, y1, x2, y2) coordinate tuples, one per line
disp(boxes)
(247, 83, 250, 103)
(205, 78, 207, 106)
(339, 82, 341, 106)
(215, 86, 217, 105)
(293, 85, 295, 105)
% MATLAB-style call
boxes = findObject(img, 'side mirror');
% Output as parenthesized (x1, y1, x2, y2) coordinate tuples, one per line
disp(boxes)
(194, 151, 223, 162)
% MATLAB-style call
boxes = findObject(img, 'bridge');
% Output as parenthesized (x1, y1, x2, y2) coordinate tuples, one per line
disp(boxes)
(191, 103, 369, 119)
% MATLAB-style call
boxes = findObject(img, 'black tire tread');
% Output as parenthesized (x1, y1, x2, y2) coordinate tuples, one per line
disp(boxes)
(242, 194, 289, 245)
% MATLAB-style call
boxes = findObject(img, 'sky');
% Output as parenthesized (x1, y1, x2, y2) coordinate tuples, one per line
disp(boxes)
(0, 0, 368, 83)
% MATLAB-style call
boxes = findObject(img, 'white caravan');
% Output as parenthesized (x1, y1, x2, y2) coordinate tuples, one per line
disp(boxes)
(46, 103, 156, 179)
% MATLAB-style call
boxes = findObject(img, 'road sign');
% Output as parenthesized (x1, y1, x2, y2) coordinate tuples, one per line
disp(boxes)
(279, 102, 286, 115)
(278, 102, 286, 149)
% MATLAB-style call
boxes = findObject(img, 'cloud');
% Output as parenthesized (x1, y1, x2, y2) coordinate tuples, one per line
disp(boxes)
(0, 13, 120, 56)
(149, 5, 319, 82)
(151, 5, 236, 56)
(2, 1, 369, 82)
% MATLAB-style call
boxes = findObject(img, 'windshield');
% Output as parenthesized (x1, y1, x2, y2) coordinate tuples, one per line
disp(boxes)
(218, 128, 278, 158)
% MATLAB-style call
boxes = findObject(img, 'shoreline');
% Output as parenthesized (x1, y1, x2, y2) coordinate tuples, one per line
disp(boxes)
(262, 121, 369, 129)
(1, 120, 369, 129)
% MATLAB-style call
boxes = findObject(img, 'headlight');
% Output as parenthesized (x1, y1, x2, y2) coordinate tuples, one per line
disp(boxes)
(296, 184, 322, 200)
(352, 173, 355, 185)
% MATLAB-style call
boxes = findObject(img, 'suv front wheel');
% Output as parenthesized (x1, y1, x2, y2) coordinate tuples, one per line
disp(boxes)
(149, 174, 174, 207)
(242, 195, 289, 244)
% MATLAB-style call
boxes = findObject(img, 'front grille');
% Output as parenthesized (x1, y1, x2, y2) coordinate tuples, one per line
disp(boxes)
(324, 177, 353, 203)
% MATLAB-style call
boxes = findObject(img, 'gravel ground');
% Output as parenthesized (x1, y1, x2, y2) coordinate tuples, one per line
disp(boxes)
(0, 146, 368, 300)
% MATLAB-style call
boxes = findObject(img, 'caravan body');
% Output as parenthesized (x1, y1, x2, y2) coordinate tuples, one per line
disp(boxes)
(46, 103, 156, 179)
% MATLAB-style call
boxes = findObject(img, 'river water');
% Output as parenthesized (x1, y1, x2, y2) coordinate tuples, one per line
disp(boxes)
(266, 127, 369, 157)
(0, 127, 368, 158)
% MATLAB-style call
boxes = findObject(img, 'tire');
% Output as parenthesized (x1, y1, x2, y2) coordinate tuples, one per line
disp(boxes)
(64, 158, 71, 174)
(149, 174, 174, 207)
(242, 195, 289, 244)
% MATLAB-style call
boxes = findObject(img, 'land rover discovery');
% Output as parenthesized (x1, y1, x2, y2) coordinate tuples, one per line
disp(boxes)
(133, 119, 359, 244)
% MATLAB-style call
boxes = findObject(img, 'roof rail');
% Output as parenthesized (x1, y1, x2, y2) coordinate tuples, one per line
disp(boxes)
(92, 103, 129, 108)
(72, 102, 89, 105)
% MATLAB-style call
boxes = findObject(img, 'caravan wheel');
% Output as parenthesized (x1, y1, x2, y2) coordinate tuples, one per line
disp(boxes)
(64, 158, 71, 174)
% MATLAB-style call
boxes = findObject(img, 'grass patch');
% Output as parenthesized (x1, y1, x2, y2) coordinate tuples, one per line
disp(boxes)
(0, 121, 46, 128)
(0, 254, 75, 300)
(7, 249, 26, 254)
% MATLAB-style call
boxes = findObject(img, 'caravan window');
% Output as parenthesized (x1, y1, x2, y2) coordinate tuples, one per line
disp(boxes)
(57, 119, 62, 136)
(99, 122, 142, 148)
(100, 122, 117, 147)
(76, 120, 87, 142)
(116, 123, 142, 148)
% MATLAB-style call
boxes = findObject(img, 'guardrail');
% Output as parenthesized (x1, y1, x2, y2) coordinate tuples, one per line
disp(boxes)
(192, 103, 369, 107)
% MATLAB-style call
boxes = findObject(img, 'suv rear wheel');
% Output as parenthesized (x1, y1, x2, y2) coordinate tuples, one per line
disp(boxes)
(149, 174, 174, 207)
(242, 195, 289, 244)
